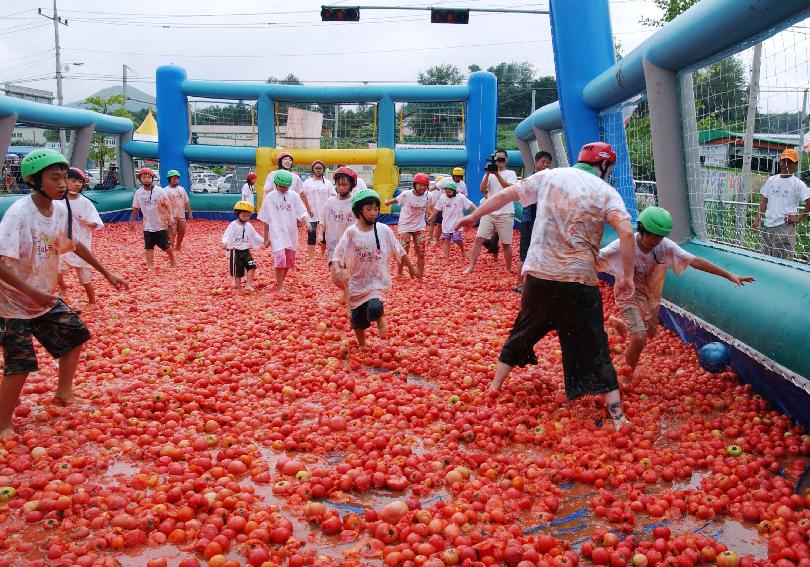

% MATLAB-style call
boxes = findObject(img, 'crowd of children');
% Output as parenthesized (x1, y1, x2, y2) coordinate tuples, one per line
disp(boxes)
(0, 144, 759, 436)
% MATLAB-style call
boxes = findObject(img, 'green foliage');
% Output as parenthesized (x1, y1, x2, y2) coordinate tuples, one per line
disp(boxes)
(639, 0, 700, 27)
(693, 57, 748, 131)
(84, 95, 133, 173)
(625, 101, 655, 181)
(417, 64, 464, 85)
(10, 139, 40, 146)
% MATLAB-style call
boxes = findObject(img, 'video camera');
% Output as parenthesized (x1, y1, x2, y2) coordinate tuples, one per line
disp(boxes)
(485, 153, 499, 173)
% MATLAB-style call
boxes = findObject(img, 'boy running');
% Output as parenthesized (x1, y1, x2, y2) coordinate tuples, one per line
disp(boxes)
(257, 170, 311, 292)
(300, 160, 336, 260)
(332, 189, 420, 347)
(0, 149, 127, 438)
(129, 167, 176, 271)
(598, 206, 754, 376)
(164, 170, 192, 251)
(57, 167, 103, 306)
(429, 181, 476, 261)
(318, 167, 357, 263)
(222, 201, 264, 292)
(384, 172, 430, 277)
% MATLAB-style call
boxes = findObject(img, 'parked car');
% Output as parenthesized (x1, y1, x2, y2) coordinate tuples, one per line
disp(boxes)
(217, 173, 237, 194)
(191, 173, 220, 193)
(85, 169, 100, 189)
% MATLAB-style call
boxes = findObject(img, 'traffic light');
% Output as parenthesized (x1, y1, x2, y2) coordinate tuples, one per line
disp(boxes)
(430, 8, 469, 24)
(321, 6, 360, 22)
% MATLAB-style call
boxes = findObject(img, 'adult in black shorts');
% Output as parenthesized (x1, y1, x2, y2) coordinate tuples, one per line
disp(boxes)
(515, 151, 552, 292)
(144, 230, 170, 251)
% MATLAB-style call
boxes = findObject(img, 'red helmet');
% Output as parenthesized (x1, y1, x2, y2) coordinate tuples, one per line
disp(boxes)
(413, 173, 430, 186)
(68, 167, 87, 184)
(277, 151, 293, 166)
(577, 142, 616, 165)
(246, 172, 257, 182)
(138, 167, 155, 178)
(333, 166, 357, 189)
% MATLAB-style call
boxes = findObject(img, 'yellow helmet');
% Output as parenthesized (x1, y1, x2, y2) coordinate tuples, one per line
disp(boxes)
(234, 200, 255, 214)
(452, 167, 464, 176)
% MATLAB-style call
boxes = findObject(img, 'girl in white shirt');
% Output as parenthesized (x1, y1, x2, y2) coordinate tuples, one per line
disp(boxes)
(300, 160, 336, 260)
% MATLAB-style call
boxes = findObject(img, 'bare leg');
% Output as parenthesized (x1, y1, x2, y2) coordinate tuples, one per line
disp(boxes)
(503, 244, 513, 274)
(625, 332, 647, 372)
(416, 252, 425, 277)
(465, 238, 485, 274)
(515, 261, 524, 288)
(308, 244, 316, 261)
(275, 268, 286, 292)
(234, 276, 242, 291)
(377, 316, 388, 338)
(145, 249, 155, 271)
(0, 373, 28, 436)
(175, 219, 187, 251)
(490, 361, 513, 392)
(603, 389, 630, 431)
(457, 241, 466, 260)
(398, 240, 410, 276)
(82, 282, 96, 305)
(167, 223, 177, 249)
(443, 239, 450, 260)
(609, 316, 628, 335)
(55, 345, 83, 402)
(166, 248, 177, 268)
(354, 328, 366, 347)
(245, 270, 255, 291)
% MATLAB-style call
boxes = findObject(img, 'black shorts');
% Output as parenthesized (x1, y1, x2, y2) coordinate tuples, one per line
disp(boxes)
(519, 205, 536, 262)
(350, 298, 384, 330)
(1, 299, 91, 376)
(229, 249, 256, 278)
(499, 276, 618, 400)
(144, 230, 169, 251)
(307, 222, 318, 246)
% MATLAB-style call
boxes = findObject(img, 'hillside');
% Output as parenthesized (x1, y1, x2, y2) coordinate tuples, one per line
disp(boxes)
(67, 85, 155, 113)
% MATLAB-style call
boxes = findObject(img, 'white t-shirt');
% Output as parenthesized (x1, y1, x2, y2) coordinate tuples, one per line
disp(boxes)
(319, 196, 355, 261)
(428, 189, 443, 208)
(165, 184, 190, 219)
(598, 235, 694, 317)
(132, 186, 170, 232)
(301, 177, 336, 221)
(332, 223, 405, 309)
(484, 169, 519, 216)
(436, 193, 475, 234)
(62, 195, 103, 269)
(256, 189, 308, 252)
(241, 183, 256, 208)
(394, 190, 429, 233)
(761, 175, 810, 228)
(222, 220, 264, 251)
(515, 165, 630, 286)
(263, 170, 304, 194)
(0, 197, 76, 318)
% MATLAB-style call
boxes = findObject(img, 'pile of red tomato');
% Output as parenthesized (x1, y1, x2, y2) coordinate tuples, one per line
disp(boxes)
(0, 220, 808, 567)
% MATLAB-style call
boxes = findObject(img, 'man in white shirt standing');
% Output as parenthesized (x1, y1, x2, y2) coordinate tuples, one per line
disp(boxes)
(752, 149, 810, 260)
(465, 149, 518, 274)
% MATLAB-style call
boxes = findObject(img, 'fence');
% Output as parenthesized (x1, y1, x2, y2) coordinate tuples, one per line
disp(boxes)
(275, 102, 377, 150)
(189, 98, 257, 147)
(398, 102, 464, 147)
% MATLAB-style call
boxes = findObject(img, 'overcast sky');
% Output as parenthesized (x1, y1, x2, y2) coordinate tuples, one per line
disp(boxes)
(0, 0, 662, 104)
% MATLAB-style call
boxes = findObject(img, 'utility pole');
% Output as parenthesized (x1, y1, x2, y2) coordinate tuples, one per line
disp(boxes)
(123, 64, 135, 104)
(38, 1, 68, 154)
(739, 42, 763, 242)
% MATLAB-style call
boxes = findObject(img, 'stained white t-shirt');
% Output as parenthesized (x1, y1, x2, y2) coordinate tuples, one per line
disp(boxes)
(395, 190, 429, 233)
(222, 220, 264, 251)
(62, 195, 103, 269)
(0, 197, 76, 318)
(332, 223, 405, 309)
(241, 183, 256, 208)
(761, 175, 810, 228)
(484, 169, 519, 216)
(301, 177, 336, 221)
(263, 170, 304, 194)
(164, 185, 190, 219)
(319, 196, 355, 261)
(428, 189, 443, 208)
(436, 193, 475, 234)
(132, 186, 170, 232)
(515, 165, 630, 286)
(256, 189, 308, 252)
(598, 235, 694, 317)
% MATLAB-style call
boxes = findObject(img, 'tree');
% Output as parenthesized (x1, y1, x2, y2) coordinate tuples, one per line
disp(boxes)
(468, 64, 481, 73)
(486, 61, 537, 118)
(693, 57, 748, 131)
(639, 0, 699, 28)
(266, 73, 302, 85)
(84, 94, 133, 174)
(417, 64, 464, 86)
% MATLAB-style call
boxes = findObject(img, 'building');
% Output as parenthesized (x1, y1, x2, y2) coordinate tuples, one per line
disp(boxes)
(3, 84, 53, 105)
(698, 129, 804, 174)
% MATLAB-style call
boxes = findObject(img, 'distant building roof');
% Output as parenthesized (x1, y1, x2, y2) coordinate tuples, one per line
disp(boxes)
(698, 129, 799, 149)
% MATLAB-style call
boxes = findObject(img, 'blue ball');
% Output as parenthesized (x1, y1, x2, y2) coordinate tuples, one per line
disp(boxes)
(698, 342, 732, 373)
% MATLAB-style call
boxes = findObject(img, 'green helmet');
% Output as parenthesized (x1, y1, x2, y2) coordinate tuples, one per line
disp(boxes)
(274, 169, 293, 187)
(166, 169, 181, 179)
(637, 206, 673, 237)
(352, 188, 381, 206)
(21, 149, 69, 179)
(443, 181, 457, 194)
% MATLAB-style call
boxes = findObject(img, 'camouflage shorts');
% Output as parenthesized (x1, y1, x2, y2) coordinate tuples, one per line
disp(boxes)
(1, 299, 91, 376)
(398, 230, 428, 255)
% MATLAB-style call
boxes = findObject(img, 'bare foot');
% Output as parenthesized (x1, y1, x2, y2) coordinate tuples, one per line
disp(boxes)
(0, 427, 15, 440)
(244, 284, 254, 292)
(51, 394, 89, 408)
(489, 375, 505, 392)
(464, 266, 474, 274)
(377, 318, 388, 338)
(612, 415, 631, 432)
(609, 316, 627, 336)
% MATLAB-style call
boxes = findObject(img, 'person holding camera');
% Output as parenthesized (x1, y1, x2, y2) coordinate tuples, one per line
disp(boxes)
(465, 149, 518, 274)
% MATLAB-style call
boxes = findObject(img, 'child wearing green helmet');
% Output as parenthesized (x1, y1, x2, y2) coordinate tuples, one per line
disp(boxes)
(164, 169, 192, 252)
(598, 206, 754, 378)
(256, 168, 312, 293)
(331, 188, 420, 347)
(0, 149, 127, 438)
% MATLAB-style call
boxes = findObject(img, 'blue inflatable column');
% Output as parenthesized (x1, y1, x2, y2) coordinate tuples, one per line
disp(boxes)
(156, 66, 190, 189)
(257, 95, 276, 149)
(377, 96, 395, 150)
(465, 71, 497, 204)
